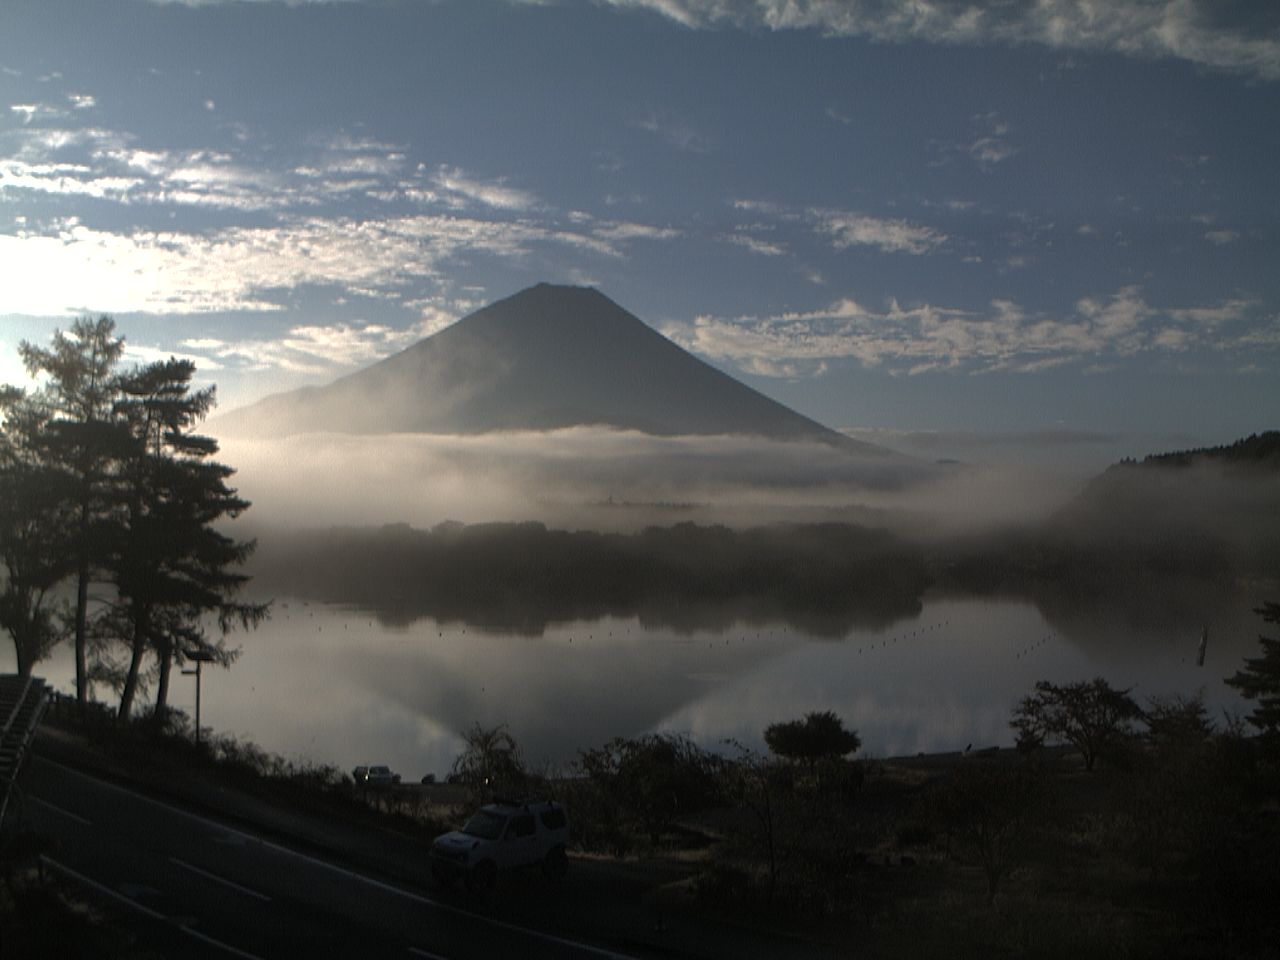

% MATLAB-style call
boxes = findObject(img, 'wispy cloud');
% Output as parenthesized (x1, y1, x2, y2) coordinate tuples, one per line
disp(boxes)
(662, 287, 1272, 377)
(720, 232, 787, 257)
(635, 110, 713, 153)
(597, 0, 1280, 82)
(0, 214, 617, 317)
(812, 209, 947, 255)
(431, 165, 539, 211)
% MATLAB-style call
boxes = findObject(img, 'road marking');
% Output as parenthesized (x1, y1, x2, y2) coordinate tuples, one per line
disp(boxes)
(408, 948, 451, 960)
(40, 855, 166, 920)
(170, 856, 272, 902)
(40, 856, 267, 960)
(35, 756, 636, 960)
(30, 795, 92, 825)
(177, 922, 267, 960)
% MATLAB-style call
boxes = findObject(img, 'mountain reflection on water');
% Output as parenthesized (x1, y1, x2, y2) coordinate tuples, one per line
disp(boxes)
(17, 581, 1266, 780)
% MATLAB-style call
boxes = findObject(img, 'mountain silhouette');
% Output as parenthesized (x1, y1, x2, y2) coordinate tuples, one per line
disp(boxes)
(216, 283, 884, 452)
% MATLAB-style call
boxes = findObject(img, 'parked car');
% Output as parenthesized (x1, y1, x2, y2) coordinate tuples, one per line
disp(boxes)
(429, 798, 569, 894)
(352, 764, 400, 786)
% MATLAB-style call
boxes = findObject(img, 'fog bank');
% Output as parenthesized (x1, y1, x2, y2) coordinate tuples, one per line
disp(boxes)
(219, 427, 1079, 535)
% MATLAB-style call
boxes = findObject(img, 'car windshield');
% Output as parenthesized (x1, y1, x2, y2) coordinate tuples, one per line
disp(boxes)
(462, 810, 507, 840)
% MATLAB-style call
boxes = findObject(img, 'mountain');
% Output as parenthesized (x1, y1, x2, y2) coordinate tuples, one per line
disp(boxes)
(1044, 431, 1280, 578)
(215, 283, 882, 453)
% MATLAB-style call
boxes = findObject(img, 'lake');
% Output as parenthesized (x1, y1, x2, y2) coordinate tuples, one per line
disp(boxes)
(11, 581, 1269, 781)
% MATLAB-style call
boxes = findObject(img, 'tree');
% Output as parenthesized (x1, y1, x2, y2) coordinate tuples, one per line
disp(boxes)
(764, 710, 861, 774)
(720, 741, 794, 904)
(1010, 677, 1142, 771)
(577, 733, 718, 848)
(0, 388, 74, 676)
(929, 760, 1045, 905)
(19, 317, 127, 704)
(451, 723, 527, 800)
(105, 359, 265, 720)
(1225, 602, 1280, 742)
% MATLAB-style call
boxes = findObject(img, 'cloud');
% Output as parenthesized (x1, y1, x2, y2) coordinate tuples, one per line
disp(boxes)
(596, 0, 1280, 82)
(431, 165, 538, 211)
(1204, 229, 1240, 246)
(635, 111, 713, 153)
(662, 287, 1271, 377)
(193, 320, 438, 376)
(590, 220, 681, 242)
(720, 232, 786, 257)
(812, 209, 947, 255)
(0, 214, 617, 317)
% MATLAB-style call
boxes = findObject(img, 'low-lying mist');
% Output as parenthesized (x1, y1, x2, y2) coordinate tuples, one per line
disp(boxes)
(218, 427, 1081, 536)
(221, 428, 1280, 637)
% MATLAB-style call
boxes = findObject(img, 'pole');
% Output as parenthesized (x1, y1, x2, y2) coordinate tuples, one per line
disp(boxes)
(195, 657, 203, 747)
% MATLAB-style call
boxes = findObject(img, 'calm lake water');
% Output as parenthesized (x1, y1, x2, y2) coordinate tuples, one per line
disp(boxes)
(12, 586, 1267, 780)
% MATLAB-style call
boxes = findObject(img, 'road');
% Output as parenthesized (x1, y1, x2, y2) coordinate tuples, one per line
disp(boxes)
(17, 755, 635, 960)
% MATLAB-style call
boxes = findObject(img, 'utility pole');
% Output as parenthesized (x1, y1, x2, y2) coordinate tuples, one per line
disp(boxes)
(181, 648, 218, 746)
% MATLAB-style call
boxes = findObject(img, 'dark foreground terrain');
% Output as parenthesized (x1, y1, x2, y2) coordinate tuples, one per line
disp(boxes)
(4, 696, 1279, 960)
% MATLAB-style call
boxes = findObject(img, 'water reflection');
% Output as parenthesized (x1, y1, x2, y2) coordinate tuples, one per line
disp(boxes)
(12, 582, 1266, 781)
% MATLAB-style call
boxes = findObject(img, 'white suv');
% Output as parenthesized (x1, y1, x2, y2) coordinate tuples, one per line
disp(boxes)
(430, 799, 569, 893)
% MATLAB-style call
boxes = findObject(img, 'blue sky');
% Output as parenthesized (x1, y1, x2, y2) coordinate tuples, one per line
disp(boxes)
(2, 0, 1278, 470)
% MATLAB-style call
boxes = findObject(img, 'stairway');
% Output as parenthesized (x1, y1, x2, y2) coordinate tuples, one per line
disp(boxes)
(0, 673, 51, 827)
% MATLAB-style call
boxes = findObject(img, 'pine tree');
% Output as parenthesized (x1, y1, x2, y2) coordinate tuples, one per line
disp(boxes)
(1226, 602, 1280, 742)
(106, 358, 266, 721)
(19, 317, 128, 703)
(0, 387, 74, 676)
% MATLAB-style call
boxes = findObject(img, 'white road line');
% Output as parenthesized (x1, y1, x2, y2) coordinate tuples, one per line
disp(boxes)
(35, 756, 636, 960)
(31, 795, 93, 826)
(408, 948, 451, 960)
(170, 856, 272, 902)
(41, 855, 267, 960)
(177, 922, 268, 960)
(40, 855, 166, 920)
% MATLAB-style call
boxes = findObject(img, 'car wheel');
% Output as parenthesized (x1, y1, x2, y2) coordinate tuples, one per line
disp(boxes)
(466, 860, 497, 896)
(542, 845, 568, 880)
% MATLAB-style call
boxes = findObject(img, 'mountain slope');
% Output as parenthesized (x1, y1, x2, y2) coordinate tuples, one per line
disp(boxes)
(215, 284, 880, 452)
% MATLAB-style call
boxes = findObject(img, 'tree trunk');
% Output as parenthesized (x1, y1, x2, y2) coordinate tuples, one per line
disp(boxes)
(117, 608, 148, 721)
(153, 638, 172, 721)
(15, 642, 34, 679)
(74, 560, 89, 706)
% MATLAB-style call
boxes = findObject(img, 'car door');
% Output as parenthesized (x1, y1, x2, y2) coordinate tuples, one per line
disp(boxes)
(501, 813, 539, 868)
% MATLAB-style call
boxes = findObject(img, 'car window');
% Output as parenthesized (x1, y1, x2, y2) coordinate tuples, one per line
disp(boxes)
(510, 814, 536, 838)
(462, 810, 507, 840)
(539, 809, 566, 830)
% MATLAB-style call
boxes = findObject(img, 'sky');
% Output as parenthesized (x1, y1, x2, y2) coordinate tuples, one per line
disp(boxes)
(2, 0, 1278, 472)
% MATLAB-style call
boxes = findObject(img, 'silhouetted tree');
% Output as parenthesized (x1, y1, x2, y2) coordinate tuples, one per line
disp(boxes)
(577, 733, 718, 848)
(105, 359, 265, 720)
(19, 317, 127, 704)
(1010, 677, 1141, 771)
(451, 723, 527, 800)
(929, 760, 1045, 905)
(720, 741, 794, 904)
(0, 387, 73, 676)
(1226, 602, 1280, 743)
(1119, 692, 1223, 879)
(764, 710, 861, 775)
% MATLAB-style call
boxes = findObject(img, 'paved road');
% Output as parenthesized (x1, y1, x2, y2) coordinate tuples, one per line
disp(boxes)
(18, 755, 635, 959)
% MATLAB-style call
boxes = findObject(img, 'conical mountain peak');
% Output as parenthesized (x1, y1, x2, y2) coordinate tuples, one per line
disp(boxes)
(217, 284, 881, 453)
